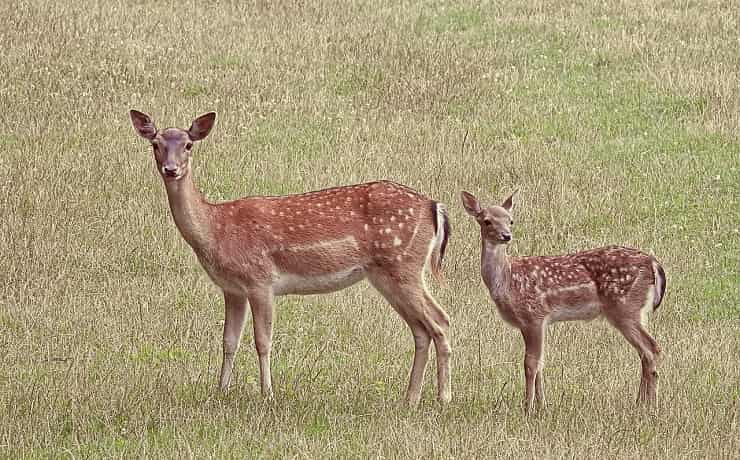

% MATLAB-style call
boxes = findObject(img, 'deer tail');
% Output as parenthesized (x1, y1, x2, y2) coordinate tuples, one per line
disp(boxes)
(430, 201, 451, 284)
(651, 257, 666, 311)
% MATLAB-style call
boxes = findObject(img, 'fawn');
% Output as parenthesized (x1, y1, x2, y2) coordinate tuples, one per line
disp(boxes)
(461, 190, 666, 411)
(129, 110, 452, 405)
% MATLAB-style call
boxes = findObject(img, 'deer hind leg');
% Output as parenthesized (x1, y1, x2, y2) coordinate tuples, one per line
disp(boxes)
(638, 326, 660, 403)
(521, 323, 545, 414)
(607, 316, 659, 405)
(422, 291, 452, 403)
(406, 319, 432, 406)
(248, 289, 275, 399)
(220, 292, 249, 392)
(535, 353, 546, 407)
(367, 271, 449, 405)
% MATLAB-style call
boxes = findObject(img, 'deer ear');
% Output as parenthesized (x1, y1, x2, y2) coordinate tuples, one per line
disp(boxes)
(460, 191, 482, 217)
(502, 190, 517, 212)
(130, 110, 157, 140)
(188, 112, 217, 141)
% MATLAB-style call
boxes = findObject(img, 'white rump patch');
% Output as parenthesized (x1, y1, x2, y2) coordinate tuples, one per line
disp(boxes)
(640, 289, 655, 326)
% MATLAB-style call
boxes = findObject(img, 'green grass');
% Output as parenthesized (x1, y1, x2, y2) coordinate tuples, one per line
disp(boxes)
(1, 0, 739, 458)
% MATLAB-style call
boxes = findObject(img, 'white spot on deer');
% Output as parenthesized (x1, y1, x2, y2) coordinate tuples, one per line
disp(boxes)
(350, 211, 355, 216)
(271, 210, 276, 215)
(279, 211, 285, 217)
(393, 236, 402, 246)
(408, 208, 414, 214)
(390, 215, 396, 222)
(364, 224, 369, 232)
(384, 228, 392, 234)
(317, 203, 323, 208)
(397, 209, 404, 215)
(396, 255, 403, 261)
(379, 218, 384, 224)
(288, 226, 294, 232)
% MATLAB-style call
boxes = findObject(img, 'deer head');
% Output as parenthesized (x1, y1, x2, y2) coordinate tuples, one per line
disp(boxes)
(461, 190, 516, 244)
(129, 110, 216, 181)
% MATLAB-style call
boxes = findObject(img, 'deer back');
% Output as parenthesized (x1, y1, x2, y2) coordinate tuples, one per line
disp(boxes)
(201, 181, 439, 291)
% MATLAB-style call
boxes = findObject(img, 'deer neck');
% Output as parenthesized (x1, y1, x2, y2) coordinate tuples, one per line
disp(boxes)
(481, 240, 512, 303)
(163, 170, 212, 251)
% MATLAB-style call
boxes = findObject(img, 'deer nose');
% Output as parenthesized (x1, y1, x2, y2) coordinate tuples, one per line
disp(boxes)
(162, 165, 178, 177)
(501, 233, 512, 242)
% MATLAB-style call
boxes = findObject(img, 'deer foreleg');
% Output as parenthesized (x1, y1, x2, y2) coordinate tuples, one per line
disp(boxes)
(220, 292, 248, 391)
(249, 289, 275, 399)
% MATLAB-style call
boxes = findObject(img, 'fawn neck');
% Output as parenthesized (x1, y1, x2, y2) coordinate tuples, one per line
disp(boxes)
(163, 169, 212, 250)
(482, 240, 512, 302)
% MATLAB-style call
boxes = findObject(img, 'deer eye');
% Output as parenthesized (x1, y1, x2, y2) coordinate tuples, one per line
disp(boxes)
(510, 219, 514, 225)
(185, 142, 193, 150)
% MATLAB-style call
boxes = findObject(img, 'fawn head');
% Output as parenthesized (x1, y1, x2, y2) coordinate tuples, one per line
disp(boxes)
(461, 190, 516, 244)
(129, 110, 216, 181)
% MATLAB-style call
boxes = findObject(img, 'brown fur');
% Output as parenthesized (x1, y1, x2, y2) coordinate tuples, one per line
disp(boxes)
(461, 190, 666, 412)
(130, 110, 452, 405)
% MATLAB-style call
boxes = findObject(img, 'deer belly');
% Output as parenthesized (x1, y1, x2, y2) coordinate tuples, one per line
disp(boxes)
(549, 302, 602, 322)
(272, 266, 366, 296)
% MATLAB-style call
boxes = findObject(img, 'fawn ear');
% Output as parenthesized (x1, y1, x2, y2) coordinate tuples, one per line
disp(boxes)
(461, 191, 482, 217)
(501, 190, 517, 212)
(130, 110, 157, 140)
(188, 112, 217, 141)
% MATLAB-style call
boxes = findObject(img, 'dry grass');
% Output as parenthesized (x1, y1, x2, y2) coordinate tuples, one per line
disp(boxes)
(1, 0, 738, 458)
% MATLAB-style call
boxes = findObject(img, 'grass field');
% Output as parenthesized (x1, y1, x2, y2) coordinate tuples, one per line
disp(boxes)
(1, 0, 738, 458)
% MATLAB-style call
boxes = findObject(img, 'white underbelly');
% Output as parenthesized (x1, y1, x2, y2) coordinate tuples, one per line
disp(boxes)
(548, 302, 602, 323)
(272, 266, 366, 296)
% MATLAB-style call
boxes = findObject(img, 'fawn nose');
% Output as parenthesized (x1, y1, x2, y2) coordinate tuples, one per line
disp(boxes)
(162, 165, 178, 177)
(501, 233, 512, 242)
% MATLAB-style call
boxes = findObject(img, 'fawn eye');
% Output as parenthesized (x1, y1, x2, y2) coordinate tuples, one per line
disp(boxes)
(185, 142, 193, 150)
(510, 219, 514, 225)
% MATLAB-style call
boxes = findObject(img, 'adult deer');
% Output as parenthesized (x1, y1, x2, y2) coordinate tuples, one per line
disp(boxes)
(461, 190, 666, 412)
(129, 110, 452, 405)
